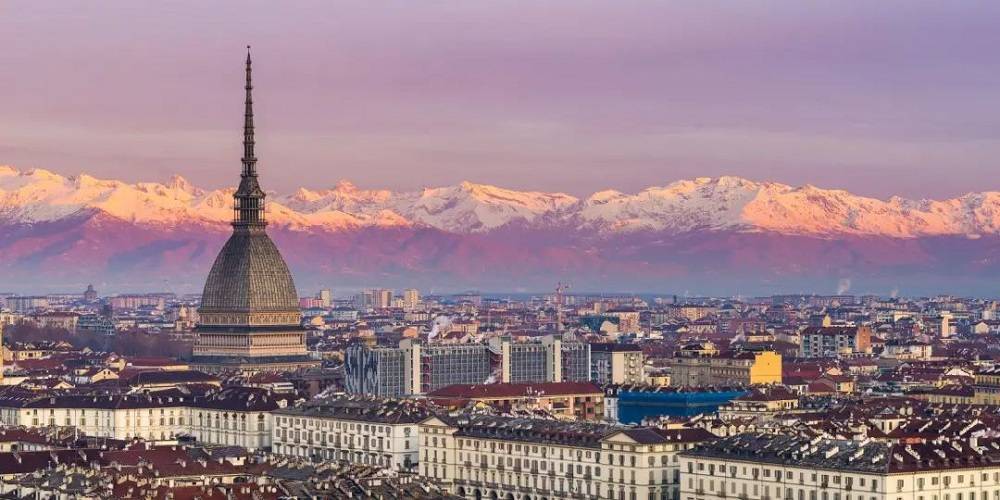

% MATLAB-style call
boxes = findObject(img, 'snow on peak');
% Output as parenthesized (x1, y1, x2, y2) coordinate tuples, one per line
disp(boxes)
(4, 166, 1000, 237)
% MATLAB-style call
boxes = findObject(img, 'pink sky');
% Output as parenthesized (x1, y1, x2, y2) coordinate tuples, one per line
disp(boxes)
(2, 1, 1000, 198)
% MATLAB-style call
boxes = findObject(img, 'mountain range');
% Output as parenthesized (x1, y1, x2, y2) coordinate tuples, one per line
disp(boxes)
(2, 165, 999, 295)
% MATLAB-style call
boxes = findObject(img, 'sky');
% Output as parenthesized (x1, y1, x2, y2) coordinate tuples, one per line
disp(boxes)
(2, 1, 1000, 199)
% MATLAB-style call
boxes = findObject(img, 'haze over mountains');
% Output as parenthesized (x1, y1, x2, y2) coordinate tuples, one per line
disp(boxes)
(3, 165, 1000, 295)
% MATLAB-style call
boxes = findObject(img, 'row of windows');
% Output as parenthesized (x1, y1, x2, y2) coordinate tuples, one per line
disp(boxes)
(274, 416, 408, 437)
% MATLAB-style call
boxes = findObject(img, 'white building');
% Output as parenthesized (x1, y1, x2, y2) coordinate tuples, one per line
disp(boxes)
(0, 386, 292, 450)
(679, 433, 1000, 500)
(272, 396, 431, 472)
(420, 413, 714, 500)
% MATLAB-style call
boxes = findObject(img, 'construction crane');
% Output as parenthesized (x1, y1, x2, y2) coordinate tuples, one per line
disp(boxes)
(555, 281, 570, 332)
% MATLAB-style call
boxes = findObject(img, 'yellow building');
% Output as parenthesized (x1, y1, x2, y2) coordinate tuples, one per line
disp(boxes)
(666, 350, 781, 387)
(974, 367, 1000, 404)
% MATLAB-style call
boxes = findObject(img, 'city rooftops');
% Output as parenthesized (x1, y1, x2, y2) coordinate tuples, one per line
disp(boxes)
(589, 343, 643, 352)
(427, 381, 602, 400)
(682, 432, 1000, 473)
(276, 395, 433, 424)
(425, 413, 713, 448)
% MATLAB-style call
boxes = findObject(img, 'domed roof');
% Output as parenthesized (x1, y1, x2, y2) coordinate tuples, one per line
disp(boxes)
(199, 230, 299, 313)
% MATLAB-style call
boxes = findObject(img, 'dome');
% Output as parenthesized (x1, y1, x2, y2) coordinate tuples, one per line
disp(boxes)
(199, 230, 299, 314)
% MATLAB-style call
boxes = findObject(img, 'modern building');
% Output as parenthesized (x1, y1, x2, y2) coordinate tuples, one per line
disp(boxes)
(403, 289, 421, 311)
(4, 297, 48, 313)
(345, 340, 493, 397)
(28, 312, 79, 333)
(77, 314, 115, 335)
(356, 289, 394, 310)
(191, 49, 317, 374)
(271, 396, 430, 471)
(344, 335, 591, 396)
(799, 326, 873, 358)
(110, 294, 166, 311)
(419, 413, 715, 500)
(497, 335, 591, 384)
(590, 343, 645, 385)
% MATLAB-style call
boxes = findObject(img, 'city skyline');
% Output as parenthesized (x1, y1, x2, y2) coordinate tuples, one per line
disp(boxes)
(5, 4, 1000, 500)
(3, 1, 1000, 199)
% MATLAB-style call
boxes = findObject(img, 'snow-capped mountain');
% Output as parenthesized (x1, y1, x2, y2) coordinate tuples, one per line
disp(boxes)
(3, 165, 1000, 238)
(4, 165, 1000, 295)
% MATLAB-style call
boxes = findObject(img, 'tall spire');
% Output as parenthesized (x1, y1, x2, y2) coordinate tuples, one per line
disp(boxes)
(243, 45, 255, 176)
(233, 45, 266, 228)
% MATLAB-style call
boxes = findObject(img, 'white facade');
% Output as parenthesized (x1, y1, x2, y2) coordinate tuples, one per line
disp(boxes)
(271, 403, 425, 472)
(0, 388, 284, 450)
(420, 414, 713, 500)
(679, 435, 1000, 500)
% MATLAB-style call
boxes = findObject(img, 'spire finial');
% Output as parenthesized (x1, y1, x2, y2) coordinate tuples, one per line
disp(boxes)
(233, 47, 265, 228)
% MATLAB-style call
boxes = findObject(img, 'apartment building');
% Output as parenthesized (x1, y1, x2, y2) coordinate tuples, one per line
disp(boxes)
(344, 335, 592, 396)
(420, 413, 714, 500)
(667, 350, 782, 387)
(799, 326, 873, 358)
(272, 396, 431, 471)
(679, 433, 1000, 500)
(344, 340, 491, 397)
(0, 386, 290, 450)
(973, 366, 1000, 405)
(591, 343, 645, 385)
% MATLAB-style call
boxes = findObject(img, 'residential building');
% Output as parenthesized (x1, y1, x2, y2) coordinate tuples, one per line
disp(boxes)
(680, 433, 1000, 500)
(667, 350, 782, 387)
(403, 289, 421, 311)
(345, 335, 591, 397)
(799, 326, 873, 358)
(590, 343, 645, 385)
(0, 386, 290, 450)
(420, 413, 714, 500)
(272, 396, 430, 471)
